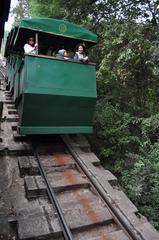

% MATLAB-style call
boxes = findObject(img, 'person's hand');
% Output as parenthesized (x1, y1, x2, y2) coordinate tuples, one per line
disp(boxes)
(34, 43, 38, 48)
(83, 56, 88, 62)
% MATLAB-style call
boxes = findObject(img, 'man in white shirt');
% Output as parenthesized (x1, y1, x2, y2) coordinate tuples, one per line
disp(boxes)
(24, 37, 38, 54)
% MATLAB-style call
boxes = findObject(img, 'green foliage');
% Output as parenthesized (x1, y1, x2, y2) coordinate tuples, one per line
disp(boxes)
(93, 100, 159, 230)
(93, 100, 141, 166)
(92, 101, 159, 229)
(141, 113, 159, 143)
(122, 142, 159, 229)
(29, 0, 64, 18)
(97, 20, 159, 116)
(12, 0, 30, 26)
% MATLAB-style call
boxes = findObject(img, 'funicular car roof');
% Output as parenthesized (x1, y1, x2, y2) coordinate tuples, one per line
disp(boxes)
(5, 18, 98, 56)
(17, 18, 97, 43)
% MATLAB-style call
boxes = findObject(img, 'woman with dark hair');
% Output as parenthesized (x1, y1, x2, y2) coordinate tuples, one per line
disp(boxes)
(24, 37, 38, 54)
(74, 43, 88, 62)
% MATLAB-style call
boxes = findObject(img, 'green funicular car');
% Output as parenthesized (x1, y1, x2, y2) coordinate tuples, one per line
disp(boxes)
(5, 18, 98, 135)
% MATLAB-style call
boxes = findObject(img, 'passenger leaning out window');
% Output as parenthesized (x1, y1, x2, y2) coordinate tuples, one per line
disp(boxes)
(57, 48, 69, 59)
(24, 37, 38, 54)
(74, 43, 88, 62)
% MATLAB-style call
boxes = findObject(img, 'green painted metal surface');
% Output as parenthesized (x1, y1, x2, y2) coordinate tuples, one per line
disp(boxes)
(19, 126, 93, 135)
(10, 55, 18, 90)
(18, 55, 97, 134)
(13, 56, 23, 101)
(24, 56, 96, 96)
(8, 54, 16, 90)
(4, 27, 18, 57)
(21, 93, 96, 126)
(17, 18, 97, 43)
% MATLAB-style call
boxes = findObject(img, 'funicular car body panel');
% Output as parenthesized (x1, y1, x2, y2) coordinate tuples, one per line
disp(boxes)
(19, 54, 96, 134)
(5, 27, 19, 91)
(4, 18, 98, 134)
(13, 56, 23, 102)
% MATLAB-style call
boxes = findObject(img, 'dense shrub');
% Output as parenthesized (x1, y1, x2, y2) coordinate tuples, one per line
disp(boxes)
(92, 100, 141, 169)
(91, 105, 159, 229)
(122, 142, 159, 229)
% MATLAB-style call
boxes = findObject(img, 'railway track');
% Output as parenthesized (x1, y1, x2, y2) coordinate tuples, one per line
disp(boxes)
(0, 63, 6, 79)
(0, 65, 159, 240)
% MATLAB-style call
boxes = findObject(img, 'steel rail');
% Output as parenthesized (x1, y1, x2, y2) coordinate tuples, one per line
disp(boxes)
(0, 68, 5, 78)
(0, 63, 6, 78)
(62, 135, 145, 240)
(31, 142, 74, 240)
